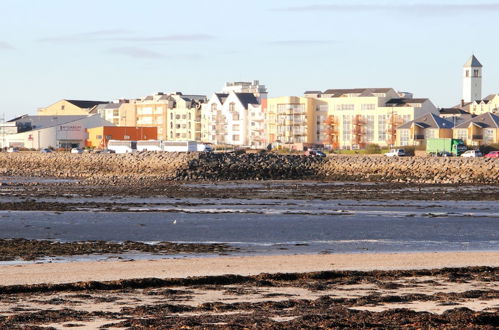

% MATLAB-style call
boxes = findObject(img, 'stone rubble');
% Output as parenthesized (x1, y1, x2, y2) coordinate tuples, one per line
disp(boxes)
(0, 152, 497, 185)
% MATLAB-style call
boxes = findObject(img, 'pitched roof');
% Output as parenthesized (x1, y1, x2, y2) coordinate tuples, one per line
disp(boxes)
(322, 88, 392, 97)
(215, 93, 229, 104)
(385, 98, 428, 106)
(454, 112, 499, 129)
(464, 55, 482, 68)
(398, 113, 454, 129)
(65, 100, 108, 109)
(234, 93, 259, 108)
(439, 108, 471, 115)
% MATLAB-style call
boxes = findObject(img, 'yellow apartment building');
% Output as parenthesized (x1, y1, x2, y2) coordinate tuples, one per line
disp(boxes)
(135, 93, 169, 140)
(453, 112, 499, 146)
(94, 101, 136, 127)
(38, 99, 108, 116)
(396, 113, 454, 146)
(266, 96, 328, 146)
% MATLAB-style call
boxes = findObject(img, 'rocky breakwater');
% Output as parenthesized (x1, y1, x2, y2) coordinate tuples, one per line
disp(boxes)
(178, 152, 324, 181)
(318, 156, 499, 184)
(0, 152, 196, 184)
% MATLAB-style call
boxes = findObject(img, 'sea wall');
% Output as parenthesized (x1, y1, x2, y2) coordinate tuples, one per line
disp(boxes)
(0, 152, 196, 184)
(0, 152, 497, 185)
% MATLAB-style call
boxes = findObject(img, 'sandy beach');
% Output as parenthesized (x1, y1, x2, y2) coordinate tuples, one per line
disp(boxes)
(1, 251, 498, 286)
(0, 252, 497, 329)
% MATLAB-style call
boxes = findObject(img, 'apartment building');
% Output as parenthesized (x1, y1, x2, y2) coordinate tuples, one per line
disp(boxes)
(135, 93, 169, 140)
(460, 94, 499, 115)
(453, 112, 499, 146)
(396, 113, 454, 146)
(266, 96, 327, 146)
(309, 88, 438, 149)
(201, 81, 267, 147)
(94, 100, 136, 127)
(201, 92, 261, 146)
(166, 94, 206, 141)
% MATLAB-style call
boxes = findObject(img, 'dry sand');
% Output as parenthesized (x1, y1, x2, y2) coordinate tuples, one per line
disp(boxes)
(1, 251, 498, 286)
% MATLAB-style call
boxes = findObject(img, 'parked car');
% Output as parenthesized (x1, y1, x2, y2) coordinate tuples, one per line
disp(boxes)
(385, 149, 405, 157)
(70, 148, 83, 154)
(40, 148, 52, 153)
(437, 151, 453, 157)
(484, 151, 499, 158)
(99, 149, 115, 154)
(7, 147, 19, 153)
(305, 150, 326, 157)
(460, 150, 482, 158)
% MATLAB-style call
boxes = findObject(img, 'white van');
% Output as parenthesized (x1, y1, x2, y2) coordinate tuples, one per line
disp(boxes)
(137, 140, 163, 152)
(107, 140, 137, 154)
(162, 141, 197, 152)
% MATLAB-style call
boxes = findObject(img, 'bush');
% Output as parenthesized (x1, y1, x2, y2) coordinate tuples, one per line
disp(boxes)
(365, 144, 381, 154)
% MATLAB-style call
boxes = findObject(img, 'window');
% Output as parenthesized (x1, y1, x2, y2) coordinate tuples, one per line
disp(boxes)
(316, 105, 328, 112)
(342, 115, 352, 144)
(211, 103, 217, 112)
(233, 112, 240, 121)
(113, 109, 119, 117)
(366, 115, 375, 142)
(456, 129, 467, 141)
(96, 135, 102, 139)
(474, 69, 479, 77)
(378, 115, 387, 141)
(229, 102, 236, 112)
(400, 129, 409, 146)
(361, 104, 376, 111)
(233, 134, 240, 142)
(336, 104, 355, 111)
(232, 124, 240, 131)
(484, 129, 494, 142)
(466, 70, 470, 78)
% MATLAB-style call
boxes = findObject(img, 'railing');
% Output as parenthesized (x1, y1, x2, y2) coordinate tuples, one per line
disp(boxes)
(414, 135, 425, 140)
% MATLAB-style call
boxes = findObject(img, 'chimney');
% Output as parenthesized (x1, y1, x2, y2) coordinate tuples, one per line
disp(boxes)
(461, 99, 465, 107)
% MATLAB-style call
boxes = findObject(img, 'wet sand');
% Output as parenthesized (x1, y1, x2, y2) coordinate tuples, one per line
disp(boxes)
(1, 251, 498, 286)
(0, 256, 497, 329)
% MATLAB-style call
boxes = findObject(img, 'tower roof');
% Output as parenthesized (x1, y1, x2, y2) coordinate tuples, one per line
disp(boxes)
(464, 55, 482, 68)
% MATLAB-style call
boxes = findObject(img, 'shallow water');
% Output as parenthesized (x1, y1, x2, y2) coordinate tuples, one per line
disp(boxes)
(0, 198, 497, 263)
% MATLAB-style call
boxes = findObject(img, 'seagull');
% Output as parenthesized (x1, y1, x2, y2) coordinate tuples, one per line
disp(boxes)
(172, 220, 177, 224)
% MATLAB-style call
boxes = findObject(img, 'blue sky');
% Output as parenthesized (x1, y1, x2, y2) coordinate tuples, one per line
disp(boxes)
(1, 0, 499, 119)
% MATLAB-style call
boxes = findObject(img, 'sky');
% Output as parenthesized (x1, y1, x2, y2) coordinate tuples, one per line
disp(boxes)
(1, 0, 499, 119)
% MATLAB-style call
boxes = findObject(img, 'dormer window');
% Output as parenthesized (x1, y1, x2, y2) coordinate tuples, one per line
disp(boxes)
(473, 69, 479, 77)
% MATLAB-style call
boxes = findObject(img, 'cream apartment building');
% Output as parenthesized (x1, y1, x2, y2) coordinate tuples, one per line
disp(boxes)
(315, 88, 438, 149)
(134, 92, 207, 141)
(266, 96, 328, 146)
(94, 100, 137, 127)
(166, 94, 206, 141)
(266, 88, 437, 149)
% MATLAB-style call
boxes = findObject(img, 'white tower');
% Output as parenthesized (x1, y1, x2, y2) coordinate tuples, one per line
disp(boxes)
(462, 55, 482, 103)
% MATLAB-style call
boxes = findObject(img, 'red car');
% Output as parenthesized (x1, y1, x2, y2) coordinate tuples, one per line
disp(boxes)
(485, 151, 499, 158)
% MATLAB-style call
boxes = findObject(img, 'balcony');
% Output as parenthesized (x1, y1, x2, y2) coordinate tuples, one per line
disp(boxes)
(472, 135, 483, 140)
(414, 135, 425, 140)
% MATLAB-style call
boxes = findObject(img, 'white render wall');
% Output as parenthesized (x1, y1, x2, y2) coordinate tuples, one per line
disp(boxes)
(3, 115, 112, 149)
(463, 67, 482, 103)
